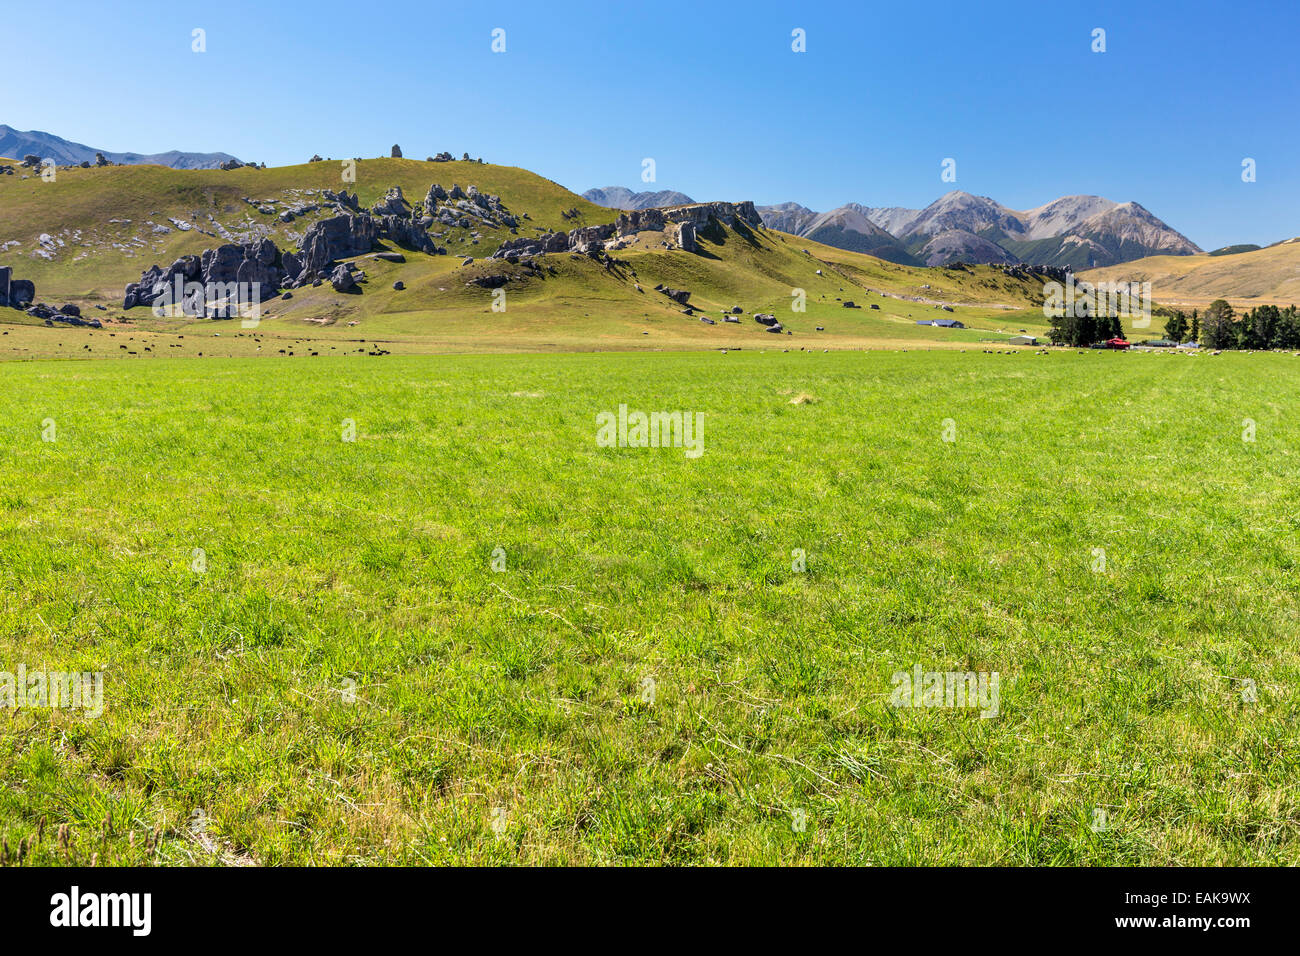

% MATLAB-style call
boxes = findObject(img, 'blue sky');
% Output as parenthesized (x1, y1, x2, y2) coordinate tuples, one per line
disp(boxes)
(3, 0, 1296, 249)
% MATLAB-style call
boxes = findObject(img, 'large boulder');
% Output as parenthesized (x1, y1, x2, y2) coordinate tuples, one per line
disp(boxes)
(425, 183, 448, 206)
(677, 222, 698, 253)
(1, 267, 37, 309)
(9, 279, 36, 309)
(380, 214, 436, 255)
(295, 214, 379, 279)
(370, 186, 411, 218)
(330, 264, 357, 292)
(321, 189, 360, 211)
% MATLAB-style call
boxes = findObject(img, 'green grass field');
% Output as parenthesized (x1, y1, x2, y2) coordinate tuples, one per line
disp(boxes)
(2, 348, 1296, 865)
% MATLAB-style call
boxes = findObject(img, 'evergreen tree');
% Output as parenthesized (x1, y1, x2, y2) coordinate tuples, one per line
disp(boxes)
(1245, 304, 1280, 349)
(1277, 306, 1300, 349)
(1201, 299, 1236, 349)
(1164, 310, 1188, 343)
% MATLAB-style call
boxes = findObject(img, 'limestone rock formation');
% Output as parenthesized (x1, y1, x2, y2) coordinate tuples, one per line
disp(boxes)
(0, 266, 37, 309)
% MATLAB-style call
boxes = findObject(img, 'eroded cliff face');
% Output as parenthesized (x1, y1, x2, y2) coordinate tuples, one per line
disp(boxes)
(615, 201, 762, 237)
(491, 201, 763, 260)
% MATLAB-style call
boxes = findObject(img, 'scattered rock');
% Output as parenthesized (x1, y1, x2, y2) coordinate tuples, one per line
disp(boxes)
(330, 264, 357, 292)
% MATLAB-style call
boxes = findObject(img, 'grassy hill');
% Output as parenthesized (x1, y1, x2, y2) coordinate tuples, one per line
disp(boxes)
(1083, 240, 1300, 308)
(1, 156, 1067, 354)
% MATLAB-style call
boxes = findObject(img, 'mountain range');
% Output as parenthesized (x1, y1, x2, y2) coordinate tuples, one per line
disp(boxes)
(0, 125, 240, 170)
(585, 186, 1202, 270)
(582, 186, 695, 210)
(757, 192, 1202, 269)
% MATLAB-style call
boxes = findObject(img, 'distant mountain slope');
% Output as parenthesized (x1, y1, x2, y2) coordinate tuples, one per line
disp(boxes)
(758, 202, 922, 265)
(863, 206, 923, 237)
(1083, 239, 1300, 304)
(756, 201, 820, 235)
(0, 125, 239, 169)
(917, 229, 1017, 267)
(897, 191, 1028, 243)
(583, 186, 694, 210)
(1019, 195, 1119, 239)
(765, 190, 1200, 268)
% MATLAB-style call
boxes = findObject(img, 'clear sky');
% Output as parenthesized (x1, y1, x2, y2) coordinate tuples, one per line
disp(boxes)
(4, 0, 1296, 250)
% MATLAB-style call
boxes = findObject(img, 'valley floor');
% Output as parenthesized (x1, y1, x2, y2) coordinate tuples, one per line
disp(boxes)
(1, 349, 1296, 864)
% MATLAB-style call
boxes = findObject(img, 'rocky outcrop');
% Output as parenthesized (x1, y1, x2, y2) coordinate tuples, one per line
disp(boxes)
(379, 215, 437, 256)
(322, 189, 360, 212)
(0, 266, 37, 309)
(294, 214, 380, 279)
(124, 239, 286, 314)
(120, 182, 454, 311)
(424, 183, 518, 230)
(370, 186, 411, 218)
(330, 264, 357, 292)
(490, 232, 570, 259)
(488, 221, 618, 260)
(615, 201, 762, 239)
(26, 303, 102, 328)
(567, 224, 617, 254)
(2, 269, 100, 325)
(676, 222, 697, 253)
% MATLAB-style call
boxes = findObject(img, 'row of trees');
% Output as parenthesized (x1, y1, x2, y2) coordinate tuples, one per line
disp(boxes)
(1184, 300, 1300, 350)
(1162, 309, 1199, 343)
(1047, 309, 1125, 347)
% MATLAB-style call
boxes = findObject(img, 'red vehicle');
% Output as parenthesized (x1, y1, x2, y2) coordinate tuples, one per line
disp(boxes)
(1105, 337, 1130, 350)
